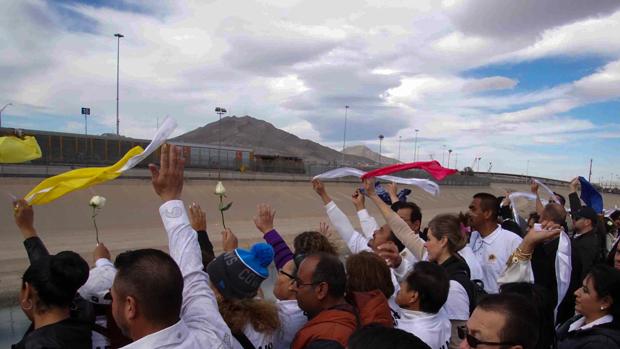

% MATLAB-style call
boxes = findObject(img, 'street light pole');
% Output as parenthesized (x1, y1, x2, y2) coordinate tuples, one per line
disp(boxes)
(378, 134, 384, 165)
(0, 103, 12, 128)
(215, 107, 227, 179)
(413, 129, 419, 162)
(447, 149, 452, 168)
(342, 105, 349, 165)
(442, 145, 447, 166)
(114, 33, 124, 136)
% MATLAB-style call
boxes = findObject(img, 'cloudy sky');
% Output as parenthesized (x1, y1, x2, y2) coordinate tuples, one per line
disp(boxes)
(2, 0, 620, 182)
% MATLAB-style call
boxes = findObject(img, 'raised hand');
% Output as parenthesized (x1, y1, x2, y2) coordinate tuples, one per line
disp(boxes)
(93, 242, 111, 263)
(189, 202, 207, 232)
(253, 203, 276, 234)
(312, 179, 331, 204)
(386, 182, 399, 203)
(362, 177, 377, 197)
(530, 180, 539, 194)
(221, 228, 238, 252)
(13, 199, 36, 238)
(351, 189, 365, 211)
(318, 222, 330, 237)
(569, 177, 580, 193)
(522, 220, 562, 253)
(148, 144, 185, 202)
(376, 241, 402, 268)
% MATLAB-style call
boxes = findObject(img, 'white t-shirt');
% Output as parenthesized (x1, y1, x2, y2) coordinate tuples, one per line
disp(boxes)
(274, 300, 307, 349)
(392, 306, 451, 349)
(468, 225, 522, 293)
(442, 280, 470, 321)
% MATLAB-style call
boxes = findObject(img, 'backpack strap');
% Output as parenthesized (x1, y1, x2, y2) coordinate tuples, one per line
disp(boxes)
(233, 331, 257, 349)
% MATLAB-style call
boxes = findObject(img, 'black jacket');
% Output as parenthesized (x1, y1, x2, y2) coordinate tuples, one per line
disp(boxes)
(441, 255, 476, 313)
(12, 318, 92, 349)
(557, 316, 620, 349)
(572, 231, 603, 282)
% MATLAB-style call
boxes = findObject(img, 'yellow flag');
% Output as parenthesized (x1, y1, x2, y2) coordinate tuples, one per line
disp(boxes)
(25, 146, 144, 205)
(0, 136, 42, 163)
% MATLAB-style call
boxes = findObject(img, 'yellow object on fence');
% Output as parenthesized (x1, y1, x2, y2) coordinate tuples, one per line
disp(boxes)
(0, 136, 42, 163)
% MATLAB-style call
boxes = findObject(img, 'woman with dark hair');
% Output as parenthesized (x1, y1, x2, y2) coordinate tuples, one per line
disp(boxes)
(12, 200, 91, 349)
(423, 214, 475, 349)
(556, 264, 620, 348)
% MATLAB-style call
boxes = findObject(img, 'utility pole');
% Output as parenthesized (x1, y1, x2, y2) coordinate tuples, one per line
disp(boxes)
(378, 134, 384, 165)
(398, 136, 402, 162)
(341, 105, 349, 165)
(588, 158, 593, 182)
(114, 33, 124, 136)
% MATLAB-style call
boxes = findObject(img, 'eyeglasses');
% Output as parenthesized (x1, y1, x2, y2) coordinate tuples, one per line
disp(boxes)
(279, 270, 296, 280)
(457, 326, 518, 348)
(279, 270, 322, 288)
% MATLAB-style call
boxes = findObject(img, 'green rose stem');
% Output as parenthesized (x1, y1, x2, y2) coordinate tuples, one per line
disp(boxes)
(219, 195, 227, 230)
(91, 206, 100, 244)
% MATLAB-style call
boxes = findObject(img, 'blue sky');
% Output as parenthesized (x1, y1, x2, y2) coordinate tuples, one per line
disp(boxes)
(1, 0, 620, 182)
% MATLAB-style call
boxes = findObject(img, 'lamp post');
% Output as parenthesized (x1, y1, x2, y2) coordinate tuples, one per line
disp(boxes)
(341, 105, 349, 165)
(0, 103, 12, 128)
(215, 107, 227, 178)
(378, 134, 384, 165)
(447, 149, 452, 168)
(442, 144, 447, 166)
(413, 129, 419, 162)
(114, 33, 124, 136)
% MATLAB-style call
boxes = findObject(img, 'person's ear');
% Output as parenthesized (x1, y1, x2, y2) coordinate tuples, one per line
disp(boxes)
(315, 282, 328, 301)
(408, 290, 419, 306)
(482, 209, 492, 220)
(600, 295, 613, 312)
(125, 295, 138, 320)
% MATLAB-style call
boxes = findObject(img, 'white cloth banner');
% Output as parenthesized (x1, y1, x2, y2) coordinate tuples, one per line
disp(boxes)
(118, 116, 177, 172)
(313, 167, 440, 196)
(533, 179, 557, 203)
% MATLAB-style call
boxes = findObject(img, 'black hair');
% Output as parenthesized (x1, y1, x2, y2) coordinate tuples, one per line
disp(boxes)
(553, 192, 566, 206)
(476, 293, 540, 349)
(499, 283, 552, 349)
(606, 239, 619, 267)
(473, 193, 499, 219)
(391, 201, 422, 224)
(404, 261, 449, 313)
(388, 231, 406, 253)
(349, 324, 431, 349)
(610, 210, 620, 221)
(587, 264, 620, 324)
(114, 249, 183, 327)
(309, 252, 346, 299)
(22, 251, 89, 310)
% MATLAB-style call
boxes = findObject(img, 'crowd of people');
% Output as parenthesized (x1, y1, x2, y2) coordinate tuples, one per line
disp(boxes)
(10, 144, 620, 349)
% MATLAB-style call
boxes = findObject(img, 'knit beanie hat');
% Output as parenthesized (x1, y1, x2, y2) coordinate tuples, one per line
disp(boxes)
(207, 242, 274, 300)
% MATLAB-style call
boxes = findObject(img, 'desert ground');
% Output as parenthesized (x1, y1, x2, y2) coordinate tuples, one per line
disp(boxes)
(1, 176, 619, 306)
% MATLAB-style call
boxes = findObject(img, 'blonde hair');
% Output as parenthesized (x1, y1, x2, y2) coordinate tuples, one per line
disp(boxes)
(218, 297, 280, 334)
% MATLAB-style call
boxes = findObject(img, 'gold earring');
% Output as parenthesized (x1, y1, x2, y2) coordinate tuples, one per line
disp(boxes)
(600, 306, 606, 311)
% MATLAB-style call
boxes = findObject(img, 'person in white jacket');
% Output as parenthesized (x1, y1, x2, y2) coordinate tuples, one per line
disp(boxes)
(393, 261, 451, 349)
(111, 144, 233, 349)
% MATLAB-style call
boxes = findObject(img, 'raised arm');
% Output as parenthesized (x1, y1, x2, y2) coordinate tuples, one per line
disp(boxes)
(352, 188, 379, 239)
(363, 178, 426, 260)
(149, 144, 232, 347)
(312, 179, 370, 253)
(530, 181, 545, 216)
(254, 203, 294, 269)
(189, 202, 215, 266)
(13, 199, 49, 263)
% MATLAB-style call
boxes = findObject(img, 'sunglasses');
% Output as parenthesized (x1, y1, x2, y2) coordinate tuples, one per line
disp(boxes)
(457, 326, 518, 348)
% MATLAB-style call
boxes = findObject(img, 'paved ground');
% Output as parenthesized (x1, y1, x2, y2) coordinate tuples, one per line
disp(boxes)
(1, 176, 619, 307)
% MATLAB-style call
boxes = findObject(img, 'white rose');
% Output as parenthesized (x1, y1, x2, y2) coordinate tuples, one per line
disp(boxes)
(89, 195, 106, 208)
(214, 181, 226, 195)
